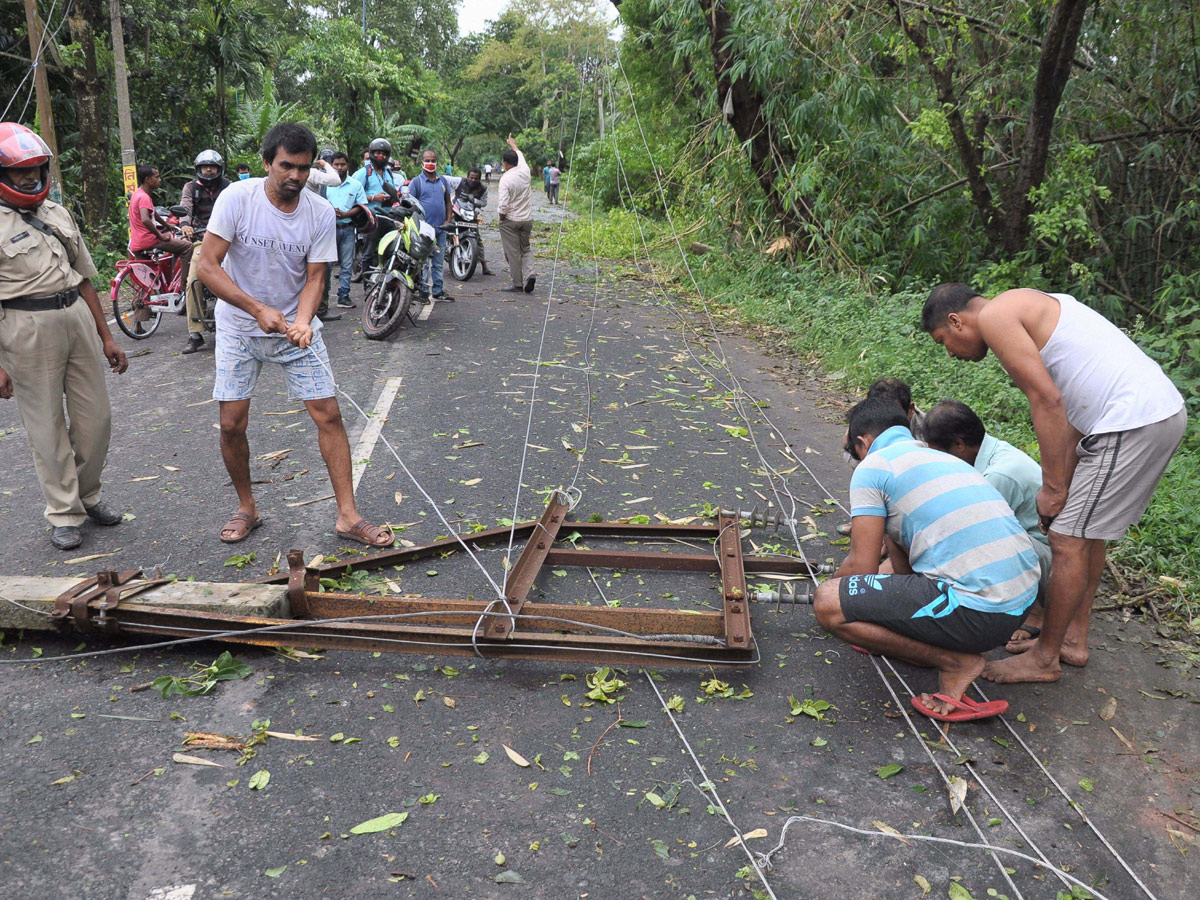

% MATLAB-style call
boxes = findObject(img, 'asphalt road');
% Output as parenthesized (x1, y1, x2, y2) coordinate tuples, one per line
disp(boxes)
(2, 191, 1197, 899)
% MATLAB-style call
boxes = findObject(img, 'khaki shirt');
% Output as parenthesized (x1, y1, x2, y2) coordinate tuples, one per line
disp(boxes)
(0, 200, 99, 301)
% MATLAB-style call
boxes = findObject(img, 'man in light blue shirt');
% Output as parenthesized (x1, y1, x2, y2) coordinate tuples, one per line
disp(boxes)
(352, 138, 397, 272)
(814, 398, 1039, 721)
(324, 152, 372, 309)
(923, 399, 1053, 642)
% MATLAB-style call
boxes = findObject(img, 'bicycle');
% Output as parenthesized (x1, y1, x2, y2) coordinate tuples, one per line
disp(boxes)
(110, 204, 188, 340)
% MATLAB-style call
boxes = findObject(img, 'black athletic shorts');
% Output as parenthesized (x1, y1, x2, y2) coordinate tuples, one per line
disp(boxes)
(838, 573, 1025, 654)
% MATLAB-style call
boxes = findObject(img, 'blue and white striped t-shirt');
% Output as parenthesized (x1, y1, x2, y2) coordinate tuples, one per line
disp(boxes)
(849, 426, 1039, 614)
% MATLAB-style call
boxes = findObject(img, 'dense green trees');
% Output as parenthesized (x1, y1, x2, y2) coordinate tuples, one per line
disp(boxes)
(606, 0, 1199, 335)
(0, 0, 611, 245)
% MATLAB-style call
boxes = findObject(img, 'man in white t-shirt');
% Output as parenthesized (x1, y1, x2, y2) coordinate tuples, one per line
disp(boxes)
(922, 284, 1186, 684)
(196, 122, 393, 549)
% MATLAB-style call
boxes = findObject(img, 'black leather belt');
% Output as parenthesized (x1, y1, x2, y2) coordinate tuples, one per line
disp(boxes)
(2, 287, 79, 311)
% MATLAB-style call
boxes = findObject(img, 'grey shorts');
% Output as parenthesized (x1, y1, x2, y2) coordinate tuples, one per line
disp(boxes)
(213, 329, 336, 402)
(1052, 408, 1187, 541)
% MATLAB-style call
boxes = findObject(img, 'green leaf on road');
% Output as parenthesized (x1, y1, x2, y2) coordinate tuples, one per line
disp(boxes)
(875, 764, 903, 779)
(248, 769, 270, 790)
(349, 812, 409, 834)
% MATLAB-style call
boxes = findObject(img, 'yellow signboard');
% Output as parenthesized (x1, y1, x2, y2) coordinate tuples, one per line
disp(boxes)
(122, 165, 137, 197)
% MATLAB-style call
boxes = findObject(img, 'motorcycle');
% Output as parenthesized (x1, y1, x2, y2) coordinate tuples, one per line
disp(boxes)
(361, 200, 436, 341)
(444, 198, 481, 281)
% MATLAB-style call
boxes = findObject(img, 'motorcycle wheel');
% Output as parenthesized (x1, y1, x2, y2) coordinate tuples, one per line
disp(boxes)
(361, 280, 413, 341)
(200, 285, 218, 333)
(112, 267, 164, 339)
(449, 234, 478, 281)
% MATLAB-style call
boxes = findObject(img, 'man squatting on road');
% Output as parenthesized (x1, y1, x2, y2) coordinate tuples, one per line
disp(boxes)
(923, 285, 1186, 684)
(0, 122, 128, 552)
(196, 122, 393, 548)
(814, 398, 1041, 722)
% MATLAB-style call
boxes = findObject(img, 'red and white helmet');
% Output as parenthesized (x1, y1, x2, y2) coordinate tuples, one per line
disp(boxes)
(0, 122, 53, 208)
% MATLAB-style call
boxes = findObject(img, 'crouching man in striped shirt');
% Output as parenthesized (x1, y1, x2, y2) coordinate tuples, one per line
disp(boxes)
(814, 398, 1040, 722)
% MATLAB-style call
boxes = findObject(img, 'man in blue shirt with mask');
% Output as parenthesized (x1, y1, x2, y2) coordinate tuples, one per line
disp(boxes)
(407, 148, 454, 302)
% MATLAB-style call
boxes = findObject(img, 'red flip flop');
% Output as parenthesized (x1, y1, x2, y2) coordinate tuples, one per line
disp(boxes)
(910, 692, 1008, 723)
(850, 645, 875, 656)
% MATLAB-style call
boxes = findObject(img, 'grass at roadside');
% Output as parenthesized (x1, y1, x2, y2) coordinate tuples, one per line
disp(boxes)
(562, 207, 1199, 645)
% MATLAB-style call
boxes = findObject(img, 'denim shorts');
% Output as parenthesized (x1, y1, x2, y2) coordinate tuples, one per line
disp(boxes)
(213, 329, 336, 402)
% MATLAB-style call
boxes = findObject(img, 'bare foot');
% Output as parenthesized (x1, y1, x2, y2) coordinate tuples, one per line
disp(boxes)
(1005, 636, 1037, 655)
(914, 654, 985, 717)
(982, 650, 1062, 684)
(1005, 636, 1090, 666)
(1058, 641, 1090, 667)
(1005, 610, 1044, 651)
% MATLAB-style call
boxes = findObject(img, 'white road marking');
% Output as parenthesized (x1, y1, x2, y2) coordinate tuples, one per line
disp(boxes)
(145, 887, 196, 900)
(418, 299, 435, 321)
(351, 376, 403, 490)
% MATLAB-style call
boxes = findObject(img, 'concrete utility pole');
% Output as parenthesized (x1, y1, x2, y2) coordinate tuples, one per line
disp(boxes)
(22, 0, 62, 201)
(109, 0, 137, 196)
(598, 85, 605, 140)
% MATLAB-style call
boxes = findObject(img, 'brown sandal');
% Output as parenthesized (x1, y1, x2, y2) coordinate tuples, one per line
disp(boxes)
(336, 519, 394, 548)
(220, 512, 263, 544)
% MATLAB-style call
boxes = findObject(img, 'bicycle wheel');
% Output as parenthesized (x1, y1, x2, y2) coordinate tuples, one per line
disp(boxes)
(361, 280, 412, 341)
(112, 266, 164, 339)
(448, 234, 478, 281)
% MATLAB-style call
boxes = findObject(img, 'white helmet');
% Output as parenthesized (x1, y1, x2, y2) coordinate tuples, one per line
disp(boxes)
(193, 149, 225, 184)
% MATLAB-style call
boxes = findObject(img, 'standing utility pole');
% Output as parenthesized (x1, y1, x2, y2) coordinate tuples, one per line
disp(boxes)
(22, 0, 62, 201)
(109, 0, 137, 196)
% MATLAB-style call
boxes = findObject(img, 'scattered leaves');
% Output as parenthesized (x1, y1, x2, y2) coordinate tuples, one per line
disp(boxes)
(349, 812, 408, 834)
(172, 753, 224, 768)
(503, 745, 530, 767)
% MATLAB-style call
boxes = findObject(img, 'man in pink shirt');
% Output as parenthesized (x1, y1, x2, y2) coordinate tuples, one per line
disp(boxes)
(128, 165, 193, 287)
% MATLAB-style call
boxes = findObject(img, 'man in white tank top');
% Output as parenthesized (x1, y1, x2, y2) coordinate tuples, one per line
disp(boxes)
(920, 284, 1186, 684)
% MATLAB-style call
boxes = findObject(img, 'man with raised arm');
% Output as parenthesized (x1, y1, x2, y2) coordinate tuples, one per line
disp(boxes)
(497, 134, 535, 294)
(922, 285, 1186, 683)
(196, 122, 393, 549)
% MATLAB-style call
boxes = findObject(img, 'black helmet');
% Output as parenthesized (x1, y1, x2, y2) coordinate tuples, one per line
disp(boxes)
(319, 148, 335, 163)
(368, 138, 391, 156)
(194, 149, 225, 184)
(393, 196, 420, 218)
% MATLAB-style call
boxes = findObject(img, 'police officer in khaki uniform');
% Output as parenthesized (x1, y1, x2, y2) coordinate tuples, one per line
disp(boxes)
(0, 122, 128, 550)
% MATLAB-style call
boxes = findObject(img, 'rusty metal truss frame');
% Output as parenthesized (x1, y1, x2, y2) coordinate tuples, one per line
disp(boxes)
(52, 495, 823, 666)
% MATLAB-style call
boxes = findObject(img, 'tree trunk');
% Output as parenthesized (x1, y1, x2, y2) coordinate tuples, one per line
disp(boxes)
(216, 65, 227, 157)
(697, 0, 812, 239)
(65, 0, 109, 236)
(1002, 0, 1090, 253)
(889, 0, 1090, 255)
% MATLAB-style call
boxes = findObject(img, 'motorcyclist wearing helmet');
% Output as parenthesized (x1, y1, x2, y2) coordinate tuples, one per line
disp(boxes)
(352, 138, 399, 272)
(451, 167, 493, 277)
(180, 150, 232, 354)
(0, 122, 129, 551)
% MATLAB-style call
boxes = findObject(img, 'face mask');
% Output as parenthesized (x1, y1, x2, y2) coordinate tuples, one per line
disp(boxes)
(423, 161, 437, 172)
(238, 173, 250, 180)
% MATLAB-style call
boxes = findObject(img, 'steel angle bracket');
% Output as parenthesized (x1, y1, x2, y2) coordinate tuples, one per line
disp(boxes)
(69, 499, 823, 666)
